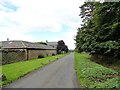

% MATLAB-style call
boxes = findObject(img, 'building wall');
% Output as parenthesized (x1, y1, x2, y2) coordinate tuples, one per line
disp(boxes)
(2, 49, 26, 65)
(2, 49, 56, 64)
(28, 49, 56, 60)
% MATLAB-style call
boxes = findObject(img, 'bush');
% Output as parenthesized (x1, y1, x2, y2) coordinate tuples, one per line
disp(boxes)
(0, 74, 7, 81)
(52, 53, 55, 56)
(38, 55, 44, 58)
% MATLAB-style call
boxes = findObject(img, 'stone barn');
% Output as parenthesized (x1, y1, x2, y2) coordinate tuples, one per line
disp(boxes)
(46, 41, 58, 48)
(0, 40, 56, 64)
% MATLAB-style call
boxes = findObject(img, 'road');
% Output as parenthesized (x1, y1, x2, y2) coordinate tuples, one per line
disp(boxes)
(4, 53, 79, 88)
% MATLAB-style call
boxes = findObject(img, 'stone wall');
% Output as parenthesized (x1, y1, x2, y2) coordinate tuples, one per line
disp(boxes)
(2, 49, 56, 64)
(28, 49, 56, 60)
(2, 49, 26, 65)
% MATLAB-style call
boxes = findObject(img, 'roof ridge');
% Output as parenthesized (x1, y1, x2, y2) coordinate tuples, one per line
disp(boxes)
(21, 41, 27, 48)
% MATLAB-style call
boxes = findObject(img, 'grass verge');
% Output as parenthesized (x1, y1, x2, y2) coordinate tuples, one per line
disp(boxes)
(74, 52, 120, 88)
(0, 54, 65, 86)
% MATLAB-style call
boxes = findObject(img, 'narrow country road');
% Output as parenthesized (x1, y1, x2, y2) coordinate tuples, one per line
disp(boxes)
(4, 53, 79, 88)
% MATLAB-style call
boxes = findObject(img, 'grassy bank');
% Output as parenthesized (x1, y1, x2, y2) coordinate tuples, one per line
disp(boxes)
(0, 54, 65, 86)
(74, 52, 119, 88)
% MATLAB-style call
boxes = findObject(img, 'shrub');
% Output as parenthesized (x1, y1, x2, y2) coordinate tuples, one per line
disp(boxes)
(38, 55, 44, 58)
(52, 53, 55, 56)
(0, 74, 7, 81)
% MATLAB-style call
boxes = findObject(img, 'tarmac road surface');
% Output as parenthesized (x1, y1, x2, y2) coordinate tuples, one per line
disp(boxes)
(4, 53, 79, 88)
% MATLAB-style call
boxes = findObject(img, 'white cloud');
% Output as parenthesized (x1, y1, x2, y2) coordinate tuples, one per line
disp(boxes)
(62, 30, 77, 50)
(0, 0, 84, 49)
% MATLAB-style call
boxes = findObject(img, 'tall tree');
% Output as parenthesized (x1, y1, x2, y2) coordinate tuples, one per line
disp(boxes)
(75, 2, 120, 58)
(57, 40, 68, 54)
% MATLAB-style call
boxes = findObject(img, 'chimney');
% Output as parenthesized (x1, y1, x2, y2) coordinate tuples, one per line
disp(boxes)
(7, 38, 9, 41)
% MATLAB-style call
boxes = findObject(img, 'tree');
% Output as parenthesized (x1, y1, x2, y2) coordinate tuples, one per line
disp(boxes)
(36, 42, 47, 45)
(75, 2, 120, 59)
(57, 40, 68, 54)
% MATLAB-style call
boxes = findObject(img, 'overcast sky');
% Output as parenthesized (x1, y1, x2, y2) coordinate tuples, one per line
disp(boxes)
(0, 0, 84, 49)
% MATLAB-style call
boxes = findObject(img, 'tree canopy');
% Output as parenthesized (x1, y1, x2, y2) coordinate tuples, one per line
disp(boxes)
(57, 40, 68, 54)
(36, 42, 47, 45)
(75, 2, 120, 58)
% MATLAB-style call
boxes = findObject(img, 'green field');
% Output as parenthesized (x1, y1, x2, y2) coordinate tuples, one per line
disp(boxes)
(74, 52, 120, 88)
(0, 54, 65, 86)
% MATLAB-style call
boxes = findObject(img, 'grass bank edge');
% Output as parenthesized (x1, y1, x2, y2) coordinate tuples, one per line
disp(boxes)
(1, 54, 66, 86)
(74, 52, 119, 88)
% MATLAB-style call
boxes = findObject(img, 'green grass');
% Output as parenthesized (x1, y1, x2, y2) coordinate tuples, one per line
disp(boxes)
(0, 54, 65, 86)
(74, 52, 119, 88)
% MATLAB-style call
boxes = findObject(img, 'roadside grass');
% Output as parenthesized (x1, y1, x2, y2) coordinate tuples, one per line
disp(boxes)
(101, 61, 120, 76)
(74, 52, 119, 88)
(0, 54, 65, 86)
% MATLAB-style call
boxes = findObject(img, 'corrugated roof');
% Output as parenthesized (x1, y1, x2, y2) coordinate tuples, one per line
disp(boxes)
(1, 40, 55, 50)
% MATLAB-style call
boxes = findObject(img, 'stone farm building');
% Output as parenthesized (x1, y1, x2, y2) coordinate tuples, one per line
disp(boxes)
(46, 42, 58, 48)
(0, 40, 56, 64)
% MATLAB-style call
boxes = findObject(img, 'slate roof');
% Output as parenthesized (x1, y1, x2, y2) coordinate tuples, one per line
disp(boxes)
(1, 40, 55, 50)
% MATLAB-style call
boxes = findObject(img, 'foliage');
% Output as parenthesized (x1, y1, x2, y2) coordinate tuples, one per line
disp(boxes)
(0, 54, 65, 86)
(36, 42, 47, 45)
(38, 55, 44, 58)
(57, 40, 68, 54)
(75, 2, 120, 59)
(74, 52, 119, 88)
(52, 53, 55, 56)
(93, 77, 120, 88)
